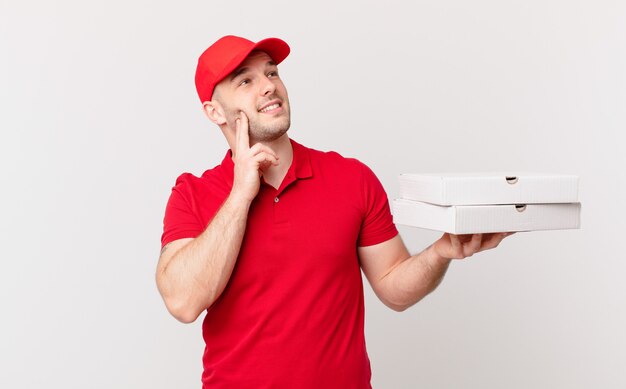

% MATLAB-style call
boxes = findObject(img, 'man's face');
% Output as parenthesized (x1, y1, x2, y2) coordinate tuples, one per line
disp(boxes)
(213, 51, 291, 144)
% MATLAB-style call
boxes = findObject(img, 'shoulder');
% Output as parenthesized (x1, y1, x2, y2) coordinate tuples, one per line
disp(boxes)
(171, 162, 223, 187)
(306, 143, 385, 189)
(168, 162, 229, 202)
(304, 143, 370, 175)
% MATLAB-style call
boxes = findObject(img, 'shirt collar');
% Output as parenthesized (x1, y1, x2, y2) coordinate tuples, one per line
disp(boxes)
(290, 138, 313, 179)
(219, 137, 312, 187)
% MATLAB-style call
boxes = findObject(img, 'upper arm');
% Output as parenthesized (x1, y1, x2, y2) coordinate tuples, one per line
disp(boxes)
(161, 175, 204, 249)
(358, 234, 410, 301)
(356, 162, 398, 247)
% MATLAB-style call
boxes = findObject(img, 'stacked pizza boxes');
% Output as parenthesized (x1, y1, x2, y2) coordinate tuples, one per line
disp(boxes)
(392, 173, 581, 234)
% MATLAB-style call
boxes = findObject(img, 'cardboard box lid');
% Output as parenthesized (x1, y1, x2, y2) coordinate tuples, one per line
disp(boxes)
(392, 198, 581, 234)
(398, 173, 579, 205)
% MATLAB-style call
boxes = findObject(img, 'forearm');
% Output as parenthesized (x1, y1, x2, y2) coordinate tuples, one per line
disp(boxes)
(382, 244, 452, 311)
(158, 192, 251, 322)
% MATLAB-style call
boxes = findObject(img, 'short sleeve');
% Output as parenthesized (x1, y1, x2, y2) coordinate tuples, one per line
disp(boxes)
(160, 174, 205, 248)
(357, 162, 399, 247)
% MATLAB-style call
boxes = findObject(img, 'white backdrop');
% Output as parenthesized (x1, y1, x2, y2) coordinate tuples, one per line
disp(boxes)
(1, 0, 625, 388)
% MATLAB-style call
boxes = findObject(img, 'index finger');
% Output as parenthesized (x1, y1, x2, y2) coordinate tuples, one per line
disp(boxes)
(236, 111, 250, 151)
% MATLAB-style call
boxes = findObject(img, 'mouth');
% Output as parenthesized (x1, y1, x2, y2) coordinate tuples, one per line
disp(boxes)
(258, 100, 283, 114)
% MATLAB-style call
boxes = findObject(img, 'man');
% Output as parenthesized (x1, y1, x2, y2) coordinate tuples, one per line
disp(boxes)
(156, 35, 513, 388)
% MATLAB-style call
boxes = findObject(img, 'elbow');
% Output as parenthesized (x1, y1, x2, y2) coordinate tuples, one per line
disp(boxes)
(386, 301, 410, 312)
(378, 293, 412, 312)
(384, 294, 429, 312)
(173, 311, 200, 324)
(164, 297, 204, 324)
(157, 281, 209, 324)
(374, 284, 413, 312)
(378, 282, 434, 312)
(392, 304, 409, 312)
(167, 289, 220, 323)
(380, 287, 425, 312)
(156, 272, 211, 324)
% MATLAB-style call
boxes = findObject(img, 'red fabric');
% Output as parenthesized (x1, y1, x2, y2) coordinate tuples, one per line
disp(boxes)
(161, 138, 398, 388)
(195, 35, 290, 102)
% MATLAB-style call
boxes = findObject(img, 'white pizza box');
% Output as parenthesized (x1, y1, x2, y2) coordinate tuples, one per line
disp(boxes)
(392, 198, 581, 234)
(398, 173, 579, 206)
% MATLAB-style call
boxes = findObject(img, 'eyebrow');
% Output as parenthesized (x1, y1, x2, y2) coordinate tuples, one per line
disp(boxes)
(229, 61, 277, 83)
(230, 67, 249, 82)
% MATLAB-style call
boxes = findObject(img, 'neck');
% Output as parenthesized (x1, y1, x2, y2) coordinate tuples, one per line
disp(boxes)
(252, 134, 293, 190)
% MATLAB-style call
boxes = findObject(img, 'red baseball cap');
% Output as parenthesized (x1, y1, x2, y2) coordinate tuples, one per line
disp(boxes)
(194, 35, 291, 103)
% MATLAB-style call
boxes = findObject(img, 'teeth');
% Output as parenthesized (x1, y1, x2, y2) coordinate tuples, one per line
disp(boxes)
(260, 103, 279, 113)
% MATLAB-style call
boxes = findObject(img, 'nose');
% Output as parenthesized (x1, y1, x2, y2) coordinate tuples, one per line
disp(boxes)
(260, 76, 276, 96)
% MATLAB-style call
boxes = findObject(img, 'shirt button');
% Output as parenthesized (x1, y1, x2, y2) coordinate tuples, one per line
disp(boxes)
(274, 197, 279, 203)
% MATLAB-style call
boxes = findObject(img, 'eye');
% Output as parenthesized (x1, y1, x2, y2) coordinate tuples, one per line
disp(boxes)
(267, 71, 278, 77)
(238, 78, 250, 86)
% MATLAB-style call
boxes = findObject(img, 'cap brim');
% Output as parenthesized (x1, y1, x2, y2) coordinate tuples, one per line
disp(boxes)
(252, 37, 291, 65)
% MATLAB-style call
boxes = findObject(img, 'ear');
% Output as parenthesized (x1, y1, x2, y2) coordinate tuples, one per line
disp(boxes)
(203, 100, 227, 126)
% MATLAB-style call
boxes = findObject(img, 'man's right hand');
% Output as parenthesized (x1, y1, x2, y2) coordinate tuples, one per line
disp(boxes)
(231, 111, 279, 203)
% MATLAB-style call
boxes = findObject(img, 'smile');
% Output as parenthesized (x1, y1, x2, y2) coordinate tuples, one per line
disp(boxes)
(259, 103, 281, 113)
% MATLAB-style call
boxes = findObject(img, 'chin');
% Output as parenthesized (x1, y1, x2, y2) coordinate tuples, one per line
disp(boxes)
(254, 129, 289, 143)
(250, 117, 291, 142)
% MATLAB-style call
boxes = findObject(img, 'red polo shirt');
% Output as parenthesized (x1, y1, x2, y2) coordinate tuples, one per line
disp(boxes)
(161, 138, 398, 388)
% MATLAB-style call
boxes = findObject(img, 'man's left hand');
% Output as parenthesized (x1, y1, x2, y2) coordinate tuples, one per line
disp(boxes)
(432, 232, 515, 260)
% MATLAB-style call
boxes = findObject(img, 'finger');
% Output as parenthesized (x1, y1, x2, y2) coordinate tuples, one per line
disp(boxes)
(258, 160, 277, 171)
(235, 118, 241, 153)
(449, 234, 462, 257)
(249, 143, 279, 160)
(479, 232, 513, 252)
(237, 111, 250, 151)
(458, 234, 473, 244)
(240, 110, 249, 128)
(478, 233, 505, 251)
(465, 233, 483, 257)
(253, 152, 279, 168)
